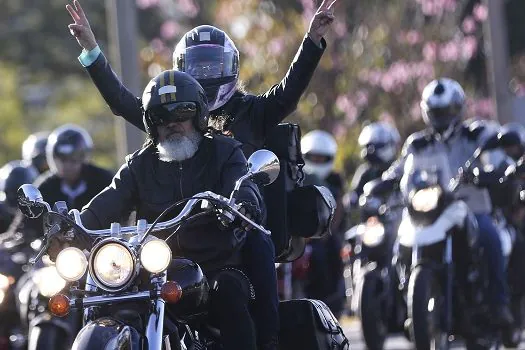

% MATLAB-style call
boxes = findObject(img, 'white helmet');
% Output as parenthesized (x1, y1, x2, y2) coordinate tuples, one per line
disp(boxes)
(358, 122, 400, 165)
(421, 78, 465, 133)
(301, 130, 337, 180)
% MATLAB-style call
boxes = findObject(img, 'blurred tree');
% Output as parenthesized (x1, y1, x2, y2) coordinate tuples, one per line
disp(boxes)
(2, 0, 524, 184)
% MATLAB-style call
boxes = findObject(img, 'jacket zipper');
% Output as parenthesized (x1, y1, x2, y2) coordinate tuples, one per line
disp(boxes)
(178, 162, 184, 199)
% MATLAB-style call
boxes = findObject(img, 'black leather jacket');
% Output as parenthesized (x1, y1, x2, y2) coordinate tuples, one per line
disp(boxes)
(4, 164, 113, 240)
(80, 134, 263, 272)
(84, 36, 325, 157)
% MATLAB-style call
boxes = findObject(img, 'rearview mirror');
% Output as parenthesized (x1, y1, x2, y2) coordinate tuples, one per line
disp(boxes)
(17, 184, 47, 218)
(246, 150, 280, 186)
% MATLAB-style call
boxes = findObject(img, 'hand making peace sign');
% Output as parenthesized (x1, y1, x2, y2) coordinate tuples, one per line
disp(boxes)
(308, 0, 338, 46)
(66, 0, 98, 51)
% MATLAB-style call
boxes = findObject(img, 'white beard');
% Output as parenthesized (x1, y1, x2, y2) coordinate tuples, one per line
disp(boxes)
(157, 130, 202, 162)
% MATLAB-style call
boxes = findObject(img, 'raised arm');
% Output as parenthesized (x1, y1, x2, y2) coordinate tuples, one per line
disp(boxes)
(67, 0, 145, 132)
(252, 0, 337, 135)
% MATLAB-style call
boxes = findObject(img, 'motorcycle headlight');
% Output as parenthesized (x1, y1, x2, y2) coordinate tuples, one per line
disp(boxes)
(361, 217, 385, 247)
(140, 239, 172, 274)
(411, 186, 442, 212)
(33, 266, 67, 298)
(0, 274, 12, 290)
(92, 242, 135, 290)
(56, 247, 88, 282)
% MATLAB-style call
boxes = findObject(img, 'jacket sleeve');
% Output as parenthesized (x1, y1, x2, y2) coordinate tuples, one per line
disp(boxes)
(219, 146, 265, 223)
(382, 142, 412, 182)
(253, 36, 326, 135)
(84, 52, 146, 132)
(80, 163, 137, 230)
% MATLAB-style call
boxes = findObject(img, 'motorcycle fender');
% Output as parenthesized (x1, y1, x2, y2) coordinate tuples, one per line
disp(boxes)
(398, 201, 468, 247)
(29, 312, 73, 338)
(71, 317, 141, 350)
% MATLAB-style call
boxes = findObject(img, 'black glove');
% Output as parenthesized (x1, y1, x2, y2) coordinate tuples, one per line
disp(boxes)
(237, 201, 261, 232)
(458, 166, 475, 185)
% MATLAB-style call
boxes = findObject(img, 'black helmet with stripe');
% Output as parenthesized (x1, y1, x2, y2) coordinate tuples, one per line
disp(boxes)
(142, 70, 209, 141)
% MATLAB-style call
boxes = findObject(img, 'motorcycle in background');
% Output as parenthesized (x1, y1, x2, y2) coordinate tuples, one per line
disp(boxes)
(345, 178, 405, 350)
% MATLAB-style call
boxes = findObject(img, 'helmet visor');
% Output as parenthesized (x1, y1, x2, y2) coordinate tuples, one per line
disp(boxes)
(147, 102, 198, 126)
(423, 105, 460, 131)
(184, 45, 236, 79)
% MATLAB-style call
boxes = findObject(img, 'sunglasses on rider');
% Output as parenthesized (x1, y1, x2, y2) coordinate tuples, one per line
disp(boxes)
(147, 102, 198, 126)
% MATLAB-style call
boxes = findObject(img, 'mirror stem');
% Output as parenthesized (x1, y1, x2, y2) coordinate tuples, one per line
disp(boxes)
(229, 173, 252, 205)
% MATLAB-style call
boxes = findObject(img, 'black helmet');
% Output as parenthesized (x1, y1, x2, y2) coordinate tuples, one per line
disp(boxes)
(46, 124, 93, 173)
(0, 161, 38, 208)
(142, 70, 209, 140)
(420, 78, 465, 133)
(22, 131, 50, 174)
(498, 122, 525, 160)
(173, 25, 239, 111)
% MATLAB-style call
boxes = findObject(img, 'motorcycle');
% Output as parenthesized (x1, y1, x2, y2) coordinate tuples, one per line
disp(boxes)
(345, 178, 405, 350)
(17, 150, 349, 350)
(17, 150, 281, 350)
(0, 234, 41, 350)
(15, 249, 77, 350)
(397, 136, 509, 350)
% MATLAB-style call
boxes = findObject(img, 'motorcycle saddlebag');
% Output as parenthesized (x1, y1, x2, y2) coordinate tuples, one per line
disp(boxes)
(278, 299, 349, 350)
(288, 185, 336, 239)
(263, 123, 305, 261)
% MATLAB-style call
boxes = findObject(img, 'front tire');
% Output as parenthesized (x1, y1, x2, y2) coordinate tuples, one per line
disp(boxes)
(358, 271, 387, 350)
(407, 266, 448, 350)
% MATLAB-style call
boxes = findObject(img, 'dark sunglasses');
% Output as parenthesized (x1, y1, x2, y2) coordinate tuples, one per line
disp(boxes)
(147, 102, 198, 126)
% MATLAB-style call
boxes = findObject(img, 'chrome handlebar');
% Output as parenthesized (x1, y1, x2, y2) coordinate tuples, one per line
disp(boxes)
(67, 191, 270, 238)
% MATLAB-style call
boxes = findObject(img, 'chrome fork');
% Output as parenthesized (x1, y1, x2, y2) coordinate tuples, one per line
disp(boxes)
(146, 272, 168, 350)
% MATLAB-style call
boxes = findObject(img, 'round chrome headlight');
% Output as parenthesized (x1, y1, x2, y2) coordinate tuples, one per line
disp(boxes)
(411, 186, 442, 212)
(360, 217, 385, 247)
(140, 239, 172, 274)
(33, 266, 67, 298)
(56, 247, 88, 282)
(91, 242, 135, 290)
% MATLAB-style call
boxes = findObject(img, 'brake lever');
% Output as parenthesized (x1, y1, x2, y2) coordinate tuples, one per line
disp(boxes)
(29, 220, 63, 265)
(29, 239, 49, 265)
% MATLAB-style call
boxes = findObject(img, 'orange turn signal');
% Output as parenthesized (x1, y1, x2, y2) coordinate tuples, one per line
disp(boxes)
(161, 281, 182, 303)
(48, 294, 70, 317)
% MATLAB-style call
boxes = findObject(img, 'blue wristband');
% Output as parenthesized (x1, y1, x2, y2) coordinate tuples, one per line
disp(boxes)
(78, 46, 101, 67)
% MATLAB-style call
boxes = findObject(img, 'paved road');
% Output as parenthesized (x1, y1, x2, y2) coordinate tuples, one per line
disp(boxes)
(342, 318, 525, 349)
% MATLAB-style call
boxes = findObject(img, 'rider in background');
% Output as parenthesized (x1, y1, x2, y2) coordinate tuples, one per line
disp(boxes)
(383, 78, 513, 327)
(299, 129, 345, 317)
(0, 161, 38, 233)
(21, 131, 50, 175)
(5, 124, 113, 241)
(346, 122, 400, 217)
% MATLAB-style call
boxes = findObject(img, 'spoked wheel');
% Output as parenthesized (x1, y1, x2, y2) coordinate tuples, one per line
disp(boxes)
(407, 266, 449, 350)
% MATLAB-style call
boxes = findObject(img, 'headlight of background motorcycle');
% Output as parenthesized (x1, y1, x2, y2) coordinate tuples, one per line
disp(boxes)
(56, 247, 88, 282)
(93, 243, 134, 289)
(361, 217, 385, 247)
(140, 239, 172, 274)
(33, 266, 67, 298)
(0, 274, 13, 304)
(411, 186, 442, 212)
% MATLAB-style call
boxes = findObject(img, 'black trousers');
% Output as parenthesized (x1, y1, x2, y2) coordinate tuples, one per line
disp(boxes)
(207, 268, 257, 350)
